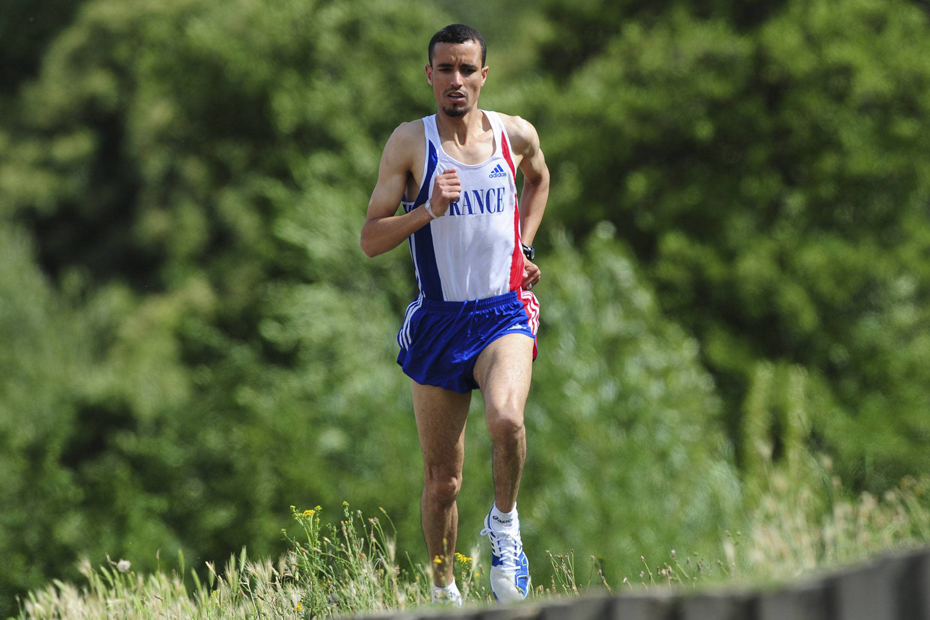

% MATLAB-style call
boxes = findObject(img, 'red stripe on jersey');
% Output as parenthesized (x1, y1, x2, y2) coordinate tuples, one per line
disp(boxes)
(501, 130, 516, 178)
(509, 195, 523, 291)
(502, 131, 523, 291)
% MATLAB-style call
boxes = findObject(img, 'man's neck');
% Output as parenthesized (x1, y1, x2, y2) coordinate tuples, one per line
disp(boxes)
(436, 107, 487, 146)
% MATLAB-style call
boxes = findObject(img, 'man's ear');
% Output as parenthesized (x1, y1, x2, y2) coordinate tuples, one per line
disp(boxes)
(425, 64, 433, 86)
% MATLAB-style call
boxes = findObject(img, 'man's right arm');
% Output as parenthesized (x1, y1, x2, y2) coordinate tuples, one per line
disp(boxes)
(361, 123, 461, 258)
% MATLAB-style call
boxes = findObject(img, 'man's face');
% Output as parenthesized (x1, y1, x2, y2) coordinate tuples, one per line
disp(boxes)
(426, 40, 488, 118)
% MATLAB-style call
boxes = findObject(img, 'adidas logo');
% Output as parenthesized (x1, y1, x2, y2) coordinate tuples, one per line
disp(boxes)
(489, 164, 508, 178)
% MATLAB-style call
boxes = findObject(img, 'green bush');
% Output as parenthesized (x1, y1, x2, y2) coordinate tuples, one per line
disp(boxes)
(3, 0, 930, 613)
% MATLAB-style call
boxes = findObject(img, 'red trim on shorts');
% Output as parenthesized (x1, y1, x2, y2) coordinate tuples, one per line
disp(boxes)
(519, 288, 540, 359)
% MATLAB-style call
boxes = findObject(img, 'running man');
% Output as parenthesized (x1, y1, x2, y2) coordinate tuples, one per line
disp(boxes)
(360, 24, 549, 606)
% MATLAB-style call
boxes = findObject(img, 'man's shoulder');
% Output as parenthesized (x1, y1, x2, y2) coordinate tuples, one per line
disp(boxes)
(494, 112, 531, 133)
(390, 118, 426, 150)
(380, 119, 426, 171)
(495, 112, 538, 154)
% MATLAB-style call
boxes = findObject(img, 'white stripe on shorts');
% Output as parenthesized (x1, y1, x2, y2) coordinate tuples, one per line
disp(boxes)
(399, 296, 423, 349)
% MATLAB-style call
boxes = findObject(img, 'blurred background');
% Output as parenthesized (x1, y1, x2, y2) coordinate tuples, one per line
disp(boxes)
(2, 0, 930, 613)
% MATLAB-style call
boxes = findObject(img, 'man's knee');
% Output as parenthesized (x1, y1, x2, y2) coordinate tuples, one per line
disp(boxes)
(486, 402, 525, 442)
(423, 467, 462, 508)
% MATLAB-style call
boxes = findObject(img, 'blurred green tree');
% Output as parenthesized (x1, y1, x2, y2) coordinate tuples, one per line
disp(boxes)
(0, 0, 88, 112)
(2, 0, 930, 612)
(532, 0, 930, 491)
(0, 0, 442, 610)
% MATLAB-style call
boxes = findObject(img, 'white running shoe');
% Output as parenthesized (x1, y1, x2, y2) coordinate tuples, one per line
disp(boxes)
(431, 581, 463, 607)
(479, 509, 530, 603)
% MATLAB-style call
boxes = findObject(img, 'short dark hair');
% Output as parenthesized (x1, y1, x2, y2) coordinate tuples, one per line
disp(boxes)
(428, 24, 487, 67)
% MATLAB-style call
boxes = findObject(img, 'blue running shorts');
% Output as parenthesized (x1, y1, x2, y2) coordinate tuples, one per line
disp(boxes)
(397, 290, 540, 393)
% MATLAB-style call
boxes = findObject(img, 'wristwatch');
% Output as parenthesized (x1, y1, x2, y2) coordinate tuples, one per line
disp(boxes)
(521, 243, 535, 261)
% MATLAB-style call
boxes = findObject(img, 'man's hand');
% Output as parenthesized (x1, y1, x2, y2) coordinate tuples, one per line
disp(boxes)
(522, 259, 541, 290)
(429, 168, 461, 217)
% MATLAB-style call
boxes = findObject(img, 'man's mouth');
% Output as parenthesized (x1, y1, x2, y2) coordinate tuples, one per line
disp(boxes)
(447, 92, 466, 102)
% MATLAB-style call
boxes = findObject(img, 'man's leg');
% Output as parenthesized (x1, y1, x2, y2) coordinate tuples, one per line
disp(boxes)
(412, 380, 471, 588)
(473, 333, 534, 602)
(473, 333, 534, 512)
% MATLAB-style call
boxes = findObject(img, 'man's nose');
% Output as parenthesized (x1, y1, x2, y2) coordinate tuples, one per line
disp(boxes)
(450, 70, 463, 86)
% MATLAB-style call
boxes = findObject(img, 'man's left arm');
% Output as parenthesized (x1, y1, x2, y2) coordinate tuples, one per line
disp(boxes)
(504, 115, 550, 289)
(508, 116, 549, 245)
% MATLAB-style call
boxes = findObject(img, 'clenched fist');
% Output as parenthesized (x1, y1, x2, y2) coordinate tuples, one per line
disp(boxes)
(522, 259, 541, 290)
(428, 168, 461, 217)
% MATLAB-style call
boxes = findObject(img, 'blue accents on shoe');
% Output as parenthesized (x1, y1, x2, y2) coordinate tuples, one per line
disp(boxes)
(480, 508, 531, 602)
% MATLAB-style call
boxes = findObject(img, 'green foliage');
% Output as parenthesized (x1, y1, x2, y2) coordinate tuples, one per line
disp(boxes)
(0, 0, 443, 612)
(0, 0, 87, 100)
(16, 476, 930, 617)
(534, 0, 930, 490)
(0, 225, 86, 602)
(2, 0, 930, 614)
(526, 226, 741, 577)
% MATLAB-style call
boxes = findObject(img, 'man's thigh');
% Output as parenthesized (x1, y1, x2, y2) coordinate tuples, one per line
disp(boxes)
(412, 381, 472, 467)
(472, 334, 535, 414)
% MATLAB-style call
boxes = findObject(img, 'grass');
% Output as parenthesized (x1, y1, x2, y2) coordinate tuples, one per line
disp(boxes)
(16, 471, 930, 618)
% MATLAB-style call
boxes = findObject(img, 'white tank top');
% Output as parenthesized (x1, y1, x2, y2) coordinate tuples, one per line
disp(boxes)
(402, 111, 524, 302)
